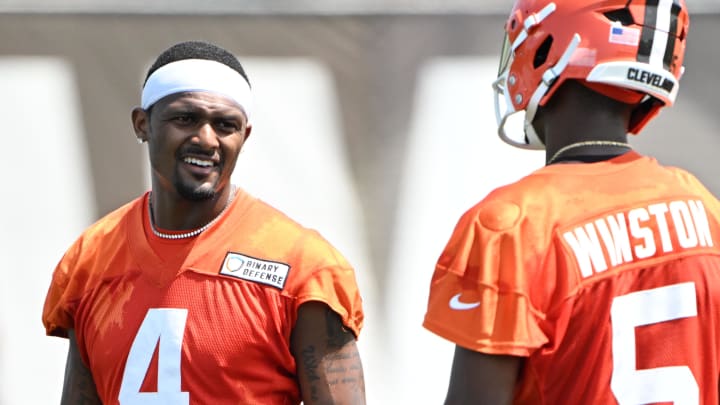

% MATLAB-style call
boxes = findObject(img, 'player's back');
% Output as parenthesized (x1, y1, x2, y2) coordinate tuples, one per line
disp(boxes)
(509, 152, 720, 403)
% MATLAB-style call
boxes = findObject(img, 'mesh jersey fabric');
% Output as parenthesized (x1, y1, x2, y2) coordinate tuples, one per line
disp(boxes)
(424, 151, 720, 404)
(43, 187, 363, 405)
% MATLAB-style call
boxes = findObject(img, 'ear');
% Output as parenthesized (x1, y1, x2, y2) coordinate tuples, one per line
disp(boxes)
(243, 123, 253, 142)
(131, 107, 150, 143)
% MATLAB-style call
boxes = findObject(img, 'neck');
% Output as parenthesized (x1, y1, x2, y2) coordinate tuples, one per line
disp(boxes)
(149, 184, 234, 231)
(546, 140, 632, 165)
(541, 82, 633, 164)
(545, 124, 629, 165)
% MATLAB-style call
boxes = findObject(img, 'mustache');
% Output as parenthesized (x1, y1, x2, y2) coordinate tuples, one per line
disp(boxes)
(177, 145, 220, 159)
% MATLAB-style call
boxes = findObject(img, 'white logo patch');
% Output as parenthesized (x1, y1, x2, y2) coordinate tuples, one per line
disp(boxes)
(220, 252, 290, 290)
(449, 293, 481, 310)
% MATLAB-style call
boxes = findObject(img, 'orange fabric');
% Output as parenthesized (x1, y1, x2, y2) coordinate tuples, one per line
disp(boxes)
(424, 151, 720, 403)
(43, 188, 363, 405)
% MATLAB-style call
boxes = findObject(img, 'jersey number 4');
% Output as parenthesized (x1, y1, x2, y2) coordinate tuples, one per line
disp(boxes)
(118, 308, 190, 405)
(611, 282, 699, 405)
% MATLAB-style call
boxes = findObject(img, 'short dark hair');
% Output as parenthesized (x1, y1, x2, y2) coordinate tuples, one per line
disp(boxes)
(143, 40, 250, 87)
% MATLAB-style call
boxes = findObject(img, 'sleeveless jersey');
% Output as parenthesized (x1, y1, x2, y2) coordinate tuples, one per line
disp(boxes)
(424, 152, 720, 404)
(43, 188, 363, 405)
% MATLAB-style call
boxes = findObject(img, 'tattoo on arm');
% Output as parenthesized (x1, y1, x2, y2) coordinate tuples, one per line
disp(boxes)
(322, 308, 365, 403)
(301, 345, 321, 401)
(294, 303, 366, 404)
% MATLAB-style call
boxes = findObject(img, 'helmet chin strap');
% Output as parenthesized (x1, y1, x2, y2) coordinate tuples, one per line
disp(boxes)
(523, 33, 582, 148)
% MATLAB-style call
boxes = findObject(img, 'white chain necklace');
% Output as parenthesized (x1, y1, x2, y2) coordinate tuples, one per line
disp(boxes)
(547, 140, 631, 165)
(148, 186, 237, 240)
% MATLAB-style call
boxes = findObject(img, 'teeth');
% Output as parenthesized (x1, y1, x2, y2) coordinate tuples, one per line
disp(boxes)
(184, 157, 214, 167)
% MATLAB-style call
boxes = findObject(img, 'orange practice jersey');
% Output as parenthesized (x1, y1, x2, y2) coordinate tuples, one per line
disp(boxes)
(424, 152, 720, 403)
(43, 188, 363, 405)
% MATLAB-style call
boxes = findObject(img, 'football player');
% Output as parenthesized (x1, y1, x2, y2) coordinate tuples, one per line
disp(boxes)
(424, 0, 720, 403)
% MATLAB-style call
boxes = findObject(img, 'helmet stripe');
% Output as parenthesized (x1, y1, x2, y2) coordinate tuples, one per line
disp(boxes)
(662, 2, 682, 70)
(649, 0, 674, 68)
(638, 0, 677, 70)
(637, 0, 659, 64)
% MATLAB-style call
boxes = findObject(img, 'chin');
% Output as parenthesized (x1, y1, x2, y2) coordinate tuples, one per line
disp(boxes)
(175, 181, 217, 201)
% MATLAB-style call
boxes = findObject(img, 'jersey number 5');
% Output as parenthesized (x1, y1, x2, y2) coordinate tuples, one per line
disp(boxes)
(118, 308, 190, 405)
(610, 282, 699, 405)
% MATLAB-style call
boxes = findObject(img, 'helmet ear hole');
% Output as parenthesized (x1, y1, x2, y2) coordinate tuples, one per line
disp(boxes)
(533, 35, 553, 69)
(604, 8, 635, 25)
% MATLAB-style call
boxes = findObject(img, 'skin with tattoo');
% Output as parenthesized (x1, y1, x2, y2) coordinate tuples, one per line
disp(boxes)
(62, 330, 101, 405)
(291, 301, 366, 405)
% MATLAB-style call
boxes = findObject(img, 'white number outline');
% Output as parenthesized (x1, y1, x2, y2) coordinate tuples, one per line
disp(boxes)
(118, 308, 190, 405)
(610, 282, 699, 405)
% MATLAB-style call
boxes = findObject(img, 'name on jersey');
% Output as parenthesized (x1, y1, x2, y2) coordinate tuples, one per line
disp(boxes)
(219, 252, 290, 289)
(562, 199, 714, 279)
(627, 67, 675, 93)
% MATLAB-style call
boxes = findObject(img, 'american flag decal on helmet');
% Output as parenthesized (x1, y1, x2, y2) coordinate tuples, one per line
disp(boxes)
(610, 25, 641, 46)
(638, 0, 683, 70)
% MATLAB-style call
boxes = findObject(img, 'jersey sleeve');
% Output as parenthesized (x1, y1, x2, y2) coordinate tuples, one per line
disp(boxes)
(288, 234, 364, 338)
(423, 199, 549, 357)
(42, 236, 84, 338)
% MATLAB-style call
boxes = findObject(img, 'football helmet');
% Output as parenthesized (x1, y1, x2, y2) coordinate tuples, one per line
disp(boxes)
(493, 0, 689, 149)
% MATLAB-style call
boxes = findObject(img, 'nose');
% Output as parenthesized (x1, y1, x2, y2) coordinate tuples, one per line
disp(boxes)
(194, 122, 220, 148)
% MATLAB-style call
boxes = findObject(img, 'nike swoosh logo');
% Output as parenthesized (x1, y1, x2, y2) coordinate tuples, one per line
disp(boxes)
(449, 293, 481, 310)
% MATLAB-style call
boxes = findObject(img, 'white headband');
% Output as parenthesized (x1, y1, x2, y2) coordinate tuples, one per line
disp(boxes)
(141, 58, 253, 123)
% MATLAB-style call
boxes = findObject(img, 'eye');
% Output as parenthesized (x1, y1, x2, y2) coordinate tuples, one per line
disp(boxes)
(171, 113, 196, 125)
(215, 120, 241, 133)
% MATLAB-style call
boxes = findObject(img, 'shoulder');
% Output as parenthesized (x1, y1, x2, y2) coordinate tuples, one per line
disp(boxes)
(459, 169, 551, 233)
(230, 192, 351, 269)
(59, 196, 144, 275)
(624, 153, 711, 193)
(662, 164, 711, 190)
(225, 193, 361, 327)
(44, 196, 145, 334)
(657, 163, 720, 216)
(635, 158, 719, 206)
(73, 196, 144, 251)
(438, 170, 560, 277)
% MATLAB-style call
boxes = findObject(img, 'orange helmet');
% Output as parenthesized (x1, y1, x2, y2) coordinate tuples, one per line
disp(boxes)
(493, 0, 689, 149)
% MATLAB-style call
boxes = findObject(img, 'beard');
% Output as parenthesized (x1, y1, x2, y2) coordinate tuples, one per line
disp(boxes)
(174, 177, 217, 201)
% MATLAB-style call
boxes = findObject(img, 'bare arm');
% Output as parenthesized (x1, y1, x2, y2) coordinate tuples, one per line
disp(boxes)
(61, 329, 102, 405)
(291, 301, 365, 405)
(444, 345, 523, 405)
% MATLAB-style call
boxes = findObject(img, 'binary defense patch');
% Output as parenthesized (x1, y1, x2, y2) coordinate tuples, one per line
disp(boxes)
(219, 252, 291, 290)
